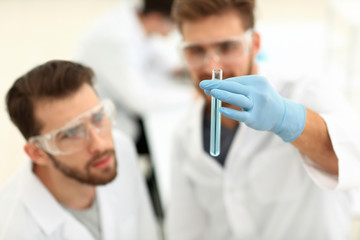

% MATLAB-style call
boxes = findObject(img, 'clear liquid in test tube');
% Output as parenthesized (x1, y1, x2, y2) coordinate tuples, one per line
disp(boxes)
(210, 68, 223, 157)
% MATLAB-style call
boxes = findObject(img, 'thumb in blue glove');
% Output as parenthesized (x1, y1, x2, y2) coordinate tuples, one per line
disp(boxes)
(199, 75, 306, 142)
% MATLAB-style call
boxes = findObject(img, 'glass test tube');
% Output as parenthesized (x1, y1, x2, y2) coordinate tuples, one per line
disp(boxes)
(210, 68, 223, 157)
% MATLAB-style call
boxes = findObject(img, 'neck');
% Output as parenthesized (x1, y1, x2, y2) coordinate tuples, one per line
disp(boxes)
(250, 60, 258, 75)
(221, 115, 239, 130)
(138, 12, 152, 36)
(34, 165, 96, 210)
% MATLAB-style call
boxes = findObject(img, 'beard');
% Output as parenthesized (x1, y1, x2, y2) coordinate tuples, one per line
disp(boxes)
(47, 149, 117, 185)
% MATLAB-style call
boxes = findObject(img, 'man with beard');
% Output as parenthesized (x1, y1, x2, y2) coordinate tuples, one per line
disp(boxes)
(166, 0, 360, 239)
(0, 60, 159, 240)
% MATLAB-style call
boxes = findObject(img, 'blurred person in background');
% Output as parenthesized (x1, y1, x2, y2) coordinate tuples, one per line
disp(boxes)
(75, 0, 194, 221)
(166, 0, 360, 239)
(0, 60, 159, 240)
(75, 0, 192, 151)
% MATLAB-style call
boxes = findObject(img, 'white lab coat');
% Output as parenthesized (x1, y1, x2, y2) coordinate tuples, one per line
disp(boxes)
(166, 65, 360, 240)
(0, 130, 159, 240)
(75, 2, 193, 140)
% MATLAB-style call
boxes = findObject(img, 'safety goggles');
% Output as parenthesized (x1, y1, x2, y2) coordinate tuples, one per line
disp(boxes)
(179, 30, 253, 69)
(29, 99, 116, 155)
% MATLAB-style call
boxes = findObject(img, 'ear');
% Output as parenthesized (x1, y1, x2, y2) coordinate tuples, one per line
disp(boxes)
(24, 142, 49, 166)
(147, 12, 163, 22)
(251, 31, 261, 58)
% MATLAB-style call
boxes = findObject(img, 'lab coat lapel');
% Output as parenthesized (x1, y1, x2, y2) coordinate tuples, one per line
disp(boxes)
(97, 184, 138, 240)
(190, 98, 223, 174)
(223, 122, 248, 170)
(223, 126, 274, 238)
(21, 162, 64, 235)
(97, 187, 117, 240)
(21, 161, 94, 240)
(62, 218, 95, 240)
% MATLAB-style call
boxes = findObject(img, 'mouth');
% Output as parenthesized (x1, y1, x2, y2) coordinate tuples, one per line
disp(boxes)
(91, 154, 112, 169)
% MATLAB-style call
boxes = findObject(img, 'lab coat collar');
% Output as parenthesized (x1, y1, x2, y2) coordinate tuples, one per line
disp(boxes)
(96, 174, 124, 240)
(97, 179, 142, 238)
(20, 160, 94, 239)
(95, 142, 140, 240)
(96, 187, 114, 240)
(186, 97, 252, 173)
(21, 161, 66, 235)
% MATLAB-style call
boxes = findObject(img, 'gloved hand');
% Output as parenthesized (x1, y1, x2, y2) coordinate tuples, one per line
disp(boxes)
(199, 75, 306, 142)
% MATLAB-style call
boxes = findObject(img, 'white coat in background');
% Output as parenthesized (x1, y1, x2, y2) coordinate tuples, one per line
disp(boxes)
(166, 65, 360, 240)
(0, 130, 159, 240)
(75, 2, 193, 141)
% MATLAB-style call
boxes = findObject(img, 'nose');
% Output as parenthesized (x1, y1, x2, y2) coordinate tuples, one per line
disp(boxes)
(86, 125, 108, 155)
(204, 51, 220, 65)
(203, 51, 222, 73)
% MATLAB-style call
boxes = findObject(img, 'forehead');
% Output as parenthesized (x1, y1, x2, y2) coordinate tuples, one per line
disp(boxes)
(182, 9, 245, 42)
(34, 84, 100, 134)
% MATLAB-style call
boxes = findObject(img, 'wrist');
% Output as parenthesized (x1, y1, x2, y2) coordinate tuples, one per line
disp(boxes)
(275, 98, 306, 142)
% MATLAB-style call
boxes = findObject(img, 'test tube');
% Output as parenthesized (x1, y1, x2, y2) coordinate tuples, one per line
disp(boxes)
(210, 68, 223, 157)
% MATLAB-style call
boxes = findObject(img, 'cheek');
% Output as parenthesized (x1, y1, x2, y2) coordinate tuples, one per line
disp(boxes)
(105, 133, 115, 149)
(59, 152, 89, 169)
(189, 71, 203, 91)
(189, 69, 199, 81)
(189, 66, 213, 83)
(224, 58, 251, 76)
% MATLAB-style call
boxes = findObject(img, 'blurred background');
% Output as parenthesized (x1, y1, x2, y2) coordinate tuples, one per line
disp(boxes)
(0, 0, 359, 237)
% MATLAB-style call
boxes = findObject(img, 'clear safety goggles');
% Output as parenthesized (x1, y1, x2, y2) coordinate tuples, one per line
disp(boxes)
(179, 30, 253, 69)
(29, 99, 116, 156)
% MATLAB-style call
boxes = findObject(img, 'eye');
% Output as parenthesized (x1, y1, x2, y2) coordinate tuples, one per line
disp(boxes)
(92, 109, 105, 124)
(184, 46, 205, 57)
(219, 41, 241, 54)
(57, 124, 84, 140)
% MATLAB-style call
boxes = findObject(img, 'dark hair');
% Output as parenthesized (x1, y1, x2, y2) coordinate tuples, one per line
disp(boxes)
(172, 0, 255, 30)
(6, 60, 94, 140)
(141, 0, 174, 17)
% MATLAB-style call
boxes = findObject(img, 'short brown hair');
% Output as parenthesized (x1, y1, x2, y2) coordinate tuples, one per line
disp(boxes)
(6, 60, 94, 140)
(141, 0, 174, 18)
(172, 0, 255, 30)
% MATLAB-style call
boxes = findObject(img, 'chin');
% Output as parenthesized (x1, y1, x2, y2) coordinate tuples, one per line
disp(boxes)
(87, 159, 118, 185)
(90, 168, 117, 185)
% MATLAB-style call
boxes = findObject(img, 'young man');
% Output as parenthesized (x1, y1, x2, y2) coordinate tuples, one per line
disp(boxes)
(167, 0, 360, 239)
(75, 0, 194, 220)
(0, 60, 159, 240)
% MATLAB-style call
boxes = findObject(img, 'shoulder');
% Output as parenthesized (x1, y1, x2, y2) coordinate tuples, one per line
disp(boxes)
(0, 162, 27, 200)
(112, 129, 137, 157)
(0, 164, 43, 239)
(173, 98, 204, 138)
(111, 129, 139, 176)
(258, 63, 306, 88)
(258, 63, 328, 99)
(171, 99, 205, 162)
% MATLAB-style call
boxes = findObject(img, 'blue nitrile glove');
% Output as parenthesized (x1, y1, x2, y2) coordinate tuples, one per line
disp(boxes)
(200, 75, 306, 142)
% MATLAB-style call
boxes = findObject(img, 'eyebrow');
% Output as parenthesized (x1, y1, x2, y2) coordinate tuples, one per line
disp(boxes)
(181, 35, 245, 48)
(47, 103, 103, 135)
